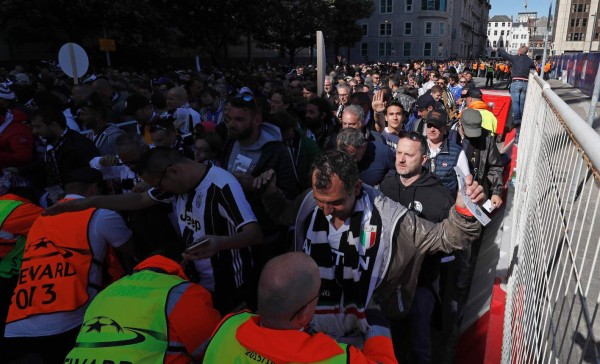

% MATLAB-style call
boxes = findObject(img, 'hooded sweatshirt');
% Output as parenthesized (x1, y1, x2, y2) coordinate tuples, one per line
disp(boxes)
(379, 169, 455, 286)
(227, 122, 283, 174)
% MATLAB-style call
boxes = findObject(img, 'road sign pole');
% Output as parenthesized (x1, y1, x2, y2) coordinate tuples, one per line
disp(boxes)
(68, 43, 79, 85)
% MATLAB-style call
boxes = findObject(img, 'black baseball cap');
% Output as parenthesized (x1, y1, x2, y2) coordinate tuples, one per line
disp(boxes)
(425, 109, 448, 128)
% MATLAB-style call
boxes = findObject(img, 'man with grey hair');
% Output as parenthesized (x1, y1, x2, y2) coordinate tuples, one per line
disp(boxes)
(322, 75, 337, 105)
(337, 128, 394, 186)
(335, 84, 352, 122)
(342, 104, 387, 145)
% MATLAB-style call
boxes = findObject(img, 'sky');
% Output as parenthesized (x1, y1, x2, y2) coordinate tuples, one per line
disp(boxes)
(489, 0, 554, 20)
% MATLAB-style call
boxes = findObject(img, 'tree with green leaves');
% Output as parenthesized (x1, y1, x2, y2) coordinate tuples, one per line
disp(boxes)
(252, 0, 329, 65)
(325, 0, 374, 63)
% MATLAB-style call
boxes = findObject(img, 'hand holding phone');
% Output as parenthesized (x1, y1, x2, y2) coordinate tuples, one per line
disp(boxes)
(185, 237, 211, 253)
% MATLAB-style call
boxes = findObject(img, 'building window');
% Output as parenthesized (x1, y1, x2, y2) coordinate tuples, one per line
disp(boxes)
(421, 0, 447, 11)
(361, 43, 368, 57)
(494, 30, 498, 35)
(501, 30, 504, 35)
(403, 42, 412, 56)
(424, 42, 432, 56)
(380, 22, 392, 36)
(488, 30, 490, 35)
(493, 40, 497, 47)
(380, 0, 392, 13)
(439, 23, 445, 35)
(405, 0, 413, 12)
(405, 22, 412, 35)
(361, 24, 368, 36)
(425, 22, 433, 35)
(502, 22, 505, 27)
(495, 23, 498, 27)
(378, 42, 392, 56)
(438, 42, 443, 57)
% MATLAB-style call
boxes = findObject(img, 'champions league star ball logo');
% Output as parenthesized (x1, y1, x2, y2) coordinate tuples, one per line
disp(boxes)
(74, 316, 166, 348)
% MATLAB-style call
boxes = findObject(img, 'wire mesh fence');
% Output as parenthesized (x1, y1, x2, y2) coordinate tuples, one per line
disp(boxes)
(502, 74, 600, 363)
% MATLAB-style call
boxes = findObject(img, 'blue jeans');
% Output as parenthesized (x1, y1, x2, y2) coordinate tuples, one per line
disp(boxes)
(510, 80, 528, 126)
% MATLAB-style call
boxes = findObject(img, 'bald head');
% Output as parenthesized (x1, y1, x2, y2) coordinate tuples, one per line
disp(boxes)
(258, 252, 320, 324)
(166, 87, 187, 110)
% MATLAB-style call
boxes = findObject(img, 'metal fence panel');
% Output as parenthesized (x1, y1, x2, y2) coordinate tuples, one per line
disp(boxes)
(502, 74, 600, 363)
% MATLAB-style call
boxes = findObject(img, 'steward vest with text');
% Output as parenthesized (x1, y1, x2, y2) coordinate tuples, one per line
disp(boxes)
(65, 269, 186, 364)
(204, 312, 349, 364)
(6, 201, 96, 323)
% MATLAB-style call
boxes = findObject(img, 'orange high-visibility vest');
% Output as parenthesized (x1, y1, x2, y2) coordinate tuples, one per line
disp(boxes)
(7, 200, 96, 323)
(0, 195, 42, 258)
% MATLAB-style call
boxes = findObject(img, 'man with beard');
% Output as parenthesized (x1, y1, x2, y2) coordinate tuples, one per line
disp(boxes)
(78, 93, 124, 156)
(220, 96, 299, 304)
(304, 97, 338, 151)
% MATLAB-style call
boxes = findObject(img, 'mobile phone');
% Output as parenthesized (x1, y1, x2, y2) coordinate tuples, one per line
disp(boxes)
(483, 199, 495, 213)
(185, 237, 211, 253)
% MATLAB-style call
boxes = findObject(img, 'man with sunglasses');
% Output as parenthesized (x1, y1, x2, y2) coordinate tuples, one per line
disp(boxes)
(204, 252, 397, 363)
(254, 150, 484, 346)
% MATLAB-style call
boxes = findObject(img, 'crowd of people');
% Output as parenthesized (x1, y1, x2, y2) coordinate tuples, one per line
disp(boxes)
(0, 53, 521, 363)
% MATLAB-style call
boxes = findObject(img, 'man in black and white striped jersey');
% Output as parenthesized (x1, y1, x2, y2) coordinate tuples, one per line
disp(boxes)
(44, 147, 262, 314)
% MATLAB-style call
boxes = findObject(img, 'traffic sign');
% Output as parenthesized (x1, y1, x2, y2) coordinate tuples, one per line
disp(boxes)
(58, 43, 89, 83)
(99, 38, 116, 52)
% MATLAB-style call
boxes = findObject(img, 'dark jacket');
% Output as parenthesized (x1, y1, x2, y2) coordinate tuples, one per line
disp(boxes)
(425, 137, 463, 196)
(497, 48, 535, 79)
(379, 170, 454, 286)
(291, 125, 320, 191)
(357, 140, 395, 187)
(260, 184, 480, 318)
(221, 126, 299, 239)
(19, 129, 100, 188)
(462, 130, 505, 197)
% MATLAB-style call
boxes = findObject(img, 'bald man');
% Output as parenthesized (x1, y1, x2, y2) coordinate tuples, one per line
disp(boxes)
(165, 86, 200, 135)
(203, 252, 397, 363)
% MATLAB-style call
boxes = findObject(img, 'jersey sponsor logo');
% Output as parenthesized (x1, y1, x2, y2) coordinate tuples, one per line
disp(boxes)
(179, 212, 201, 232)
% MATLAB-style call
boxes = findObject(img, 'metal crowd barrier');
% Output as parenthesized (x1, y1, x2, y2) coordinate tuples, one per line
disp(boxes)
(502, 73, 600, 363)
